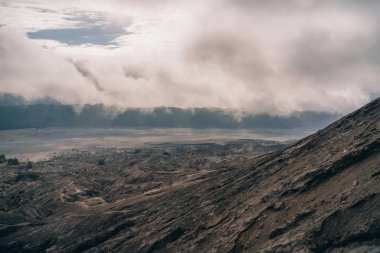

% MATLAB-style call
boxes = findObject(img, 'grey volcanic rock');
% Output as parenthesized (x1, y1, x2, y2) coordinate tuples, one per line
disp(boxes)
(0, 98, 379, 252)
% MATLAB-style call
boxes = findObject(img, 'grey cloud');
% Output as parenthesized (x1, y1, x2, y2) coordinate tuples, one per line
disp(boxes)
(288, 29, 363, 81)
(68, 59, 104, 92)
(226, 0, 378, 12)
(27, 7, 57, 14)
(365, 30, 380, 66)
(224, 0, 317, 12)
(186, 33, 272, 83)
(288, 25, 380, 83)
(123, 67, 147, 80)
(63, 11, 106, 27)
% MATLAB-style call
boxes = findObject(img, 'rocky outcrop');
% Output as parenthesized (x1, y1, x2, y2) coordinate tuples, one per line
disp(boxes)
(0, 98, 379, 252)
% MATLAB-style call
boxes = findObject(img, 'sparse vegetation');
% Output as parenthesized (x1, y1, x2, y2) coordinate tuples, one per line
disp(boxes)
(15, 172, 39, 182)
(27, 160, 33, 169)
(162, 151, 171, 156)
(0, 154, 6, 163)
(97, 159, 105, 166)
(128, 160, 137, 166)
(7, 158, 19, 166)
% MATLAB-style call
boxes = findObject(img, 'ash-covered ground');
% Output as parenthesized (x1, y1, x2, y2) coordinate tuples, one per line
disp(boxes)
(0, 139, 285, 212)
(0, 99, 379, 252)
(0, 127, 307, 162)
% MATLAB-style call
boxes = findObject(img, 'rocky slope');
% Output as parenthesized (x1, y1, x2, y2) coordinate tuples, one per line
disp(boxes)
(0, 98, 379, 252)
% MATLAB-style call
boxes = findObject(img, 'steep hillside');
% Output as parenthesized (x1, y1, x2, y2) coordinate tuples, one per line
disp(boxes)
(0, 98, 379, 252)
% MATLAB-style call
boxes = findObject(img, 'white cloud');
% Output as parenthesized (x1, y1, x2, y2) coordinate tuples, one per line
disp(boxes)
(0, 0, 379, 114)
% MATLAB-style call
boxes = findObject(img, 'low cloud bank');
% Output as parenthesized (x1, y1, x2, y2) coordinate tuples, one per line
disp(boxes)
(0, 93, 340, 130)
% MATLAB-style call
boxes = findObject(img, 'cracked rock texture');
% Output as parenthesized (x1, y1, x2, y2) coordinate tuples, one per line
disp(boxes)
(0, 98, 379, 252)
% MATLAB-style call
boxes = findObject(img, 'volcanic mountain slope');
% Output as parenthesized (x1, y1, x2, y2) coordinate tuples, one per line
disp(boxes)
(0, 98, 379, 253)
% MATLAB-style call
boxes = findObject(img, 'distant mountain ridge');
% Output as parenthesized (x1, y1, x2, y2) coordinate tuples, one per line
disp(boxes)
(0, 93, 340, 130)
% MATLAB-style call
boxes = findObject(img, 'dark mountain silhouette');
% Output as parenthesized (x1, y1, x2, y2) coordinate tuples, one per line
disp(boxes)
(0, 98, 379, 252)
(0, 93, 339, 130)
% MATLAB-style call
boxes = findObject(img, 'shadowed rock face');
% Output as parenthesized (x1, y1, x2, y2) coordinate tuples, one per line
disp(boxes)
(0, 98, 379, 252)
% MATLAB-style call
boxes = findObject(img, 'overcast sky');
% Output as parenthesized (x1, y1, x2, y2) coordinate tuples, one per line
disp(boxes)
(0, 0, 380, 114)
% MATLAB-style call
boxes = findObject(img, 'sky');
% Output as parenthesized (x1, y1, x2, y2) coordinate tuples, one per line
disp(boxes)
(0, 0, 380, 115)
